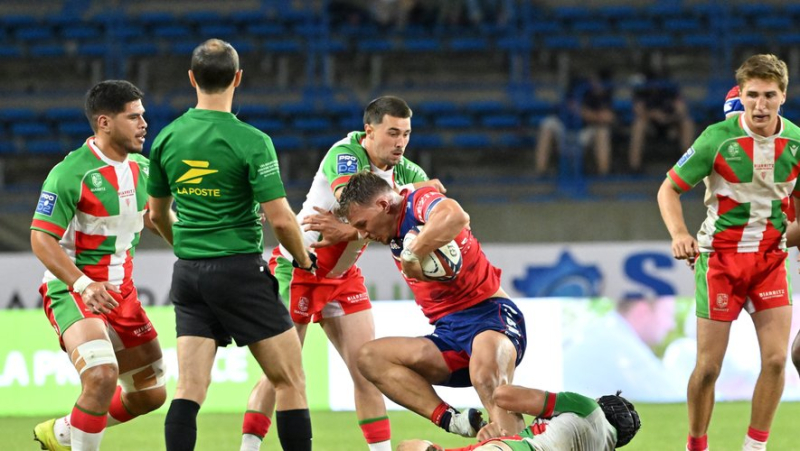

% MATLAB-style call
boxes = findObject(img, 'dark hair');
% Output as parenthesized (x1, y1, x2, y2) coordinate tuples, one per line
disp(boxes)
(336, 171, 393, 220)
(363, 96, 412, 125)
(191, 39, 239, 93)
(597, 391, 641, 448)
(84, 80, 144, 132)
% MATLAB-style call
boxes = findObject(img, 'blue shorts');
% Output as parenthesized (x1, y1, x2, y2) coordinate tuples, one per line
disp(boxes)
(426, 297, 526, 388)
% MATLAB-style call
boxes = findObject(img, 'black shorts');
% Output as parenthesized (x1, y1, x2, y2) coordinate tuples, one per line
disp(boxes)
(170, 253, 293, 346)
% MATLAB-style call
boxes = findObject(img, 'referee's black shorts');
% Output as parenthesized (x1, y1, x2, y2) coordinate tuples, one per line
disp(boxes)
(170, 253, 293, 346)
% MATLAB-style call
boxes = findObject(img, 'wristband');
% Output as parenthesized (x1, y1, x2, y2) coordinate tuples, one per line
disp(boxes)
(72, 275, 94, 294)
(292, 251, 318, 272)
(400, 248, 420, 263)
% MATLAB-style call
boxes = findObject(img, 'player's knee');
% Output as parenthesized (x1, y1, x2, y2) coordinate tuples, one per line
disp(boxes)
(126, 386, 167, 414)
(761, 351, 787, 375)
(356, 341, 383, 379)
(692, 361, 722, 385)
(82, 364, 119, 399)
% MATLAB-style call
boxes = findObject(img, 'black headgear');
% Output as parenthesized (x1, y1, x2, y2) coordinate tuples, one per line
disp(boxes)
(597, 391, 641, 448)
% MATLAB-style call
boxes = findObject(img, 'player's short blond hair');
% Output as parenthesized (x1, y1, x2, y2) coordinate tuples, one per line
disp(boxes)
(736, 54, 788, 93)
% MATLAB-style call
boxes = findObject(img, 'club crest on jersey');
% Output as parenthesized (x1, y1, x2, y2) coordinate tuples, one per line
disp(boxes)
(725, 143, 741, 161)
(337, 154, 358, 175)
(36, 191, 57, 216)
(677, 147, 695, 167)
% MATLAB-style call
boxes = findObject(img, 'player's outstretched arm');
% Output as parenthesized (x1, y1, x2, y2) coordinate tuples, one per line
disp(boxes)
(147, 195, 175, 246)
(261, 197, 313, 270)
(657, 178, 698, 260)
(493, 385, 548, 417)
(412, 178, 447, 194)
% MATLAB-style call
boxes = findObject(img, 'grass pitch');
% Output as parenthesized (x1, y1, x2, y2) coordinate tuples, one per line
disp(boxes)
(7, 402, 800, 450)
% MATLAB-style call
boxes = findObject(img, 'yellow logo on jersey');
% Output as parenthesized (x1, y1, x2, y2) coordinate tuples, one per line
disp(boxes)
(176, 160, 218, 184)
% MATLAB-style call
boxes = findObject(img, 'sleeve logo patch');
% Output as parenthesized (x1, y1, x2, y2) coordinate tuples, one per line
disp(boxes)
(36, 191, 58, 216)
(677, 147, 695, 167)
(337, 154, 358, 175)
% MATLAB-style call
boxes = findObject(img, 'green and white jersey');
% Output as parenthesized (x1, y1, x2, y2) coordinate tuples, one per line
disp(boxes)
(668, 115, 800, 253)
(31, 138, 149, 287)
(516, 392, 617, 451)
(148, 108, 286, 260)
(276, 131, 428, 278)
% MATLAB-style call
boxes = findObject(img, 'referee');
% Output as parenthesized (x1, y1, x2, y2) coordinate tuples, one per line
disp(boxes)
(147, 39, 314, 451)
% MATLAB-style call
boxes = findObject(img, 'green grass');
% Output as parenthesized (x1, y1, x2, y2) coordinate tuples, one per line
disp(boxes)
(8, 402, 800, 450)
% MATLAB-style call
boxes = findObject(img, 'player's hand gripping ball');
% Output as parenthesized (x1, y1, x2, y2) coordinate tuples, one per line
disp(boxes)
(402, 226, 462, 281)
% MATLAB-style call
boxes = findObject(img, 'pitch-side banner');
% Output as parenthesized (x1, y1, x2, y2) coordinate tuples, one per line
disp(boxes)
(6, 242, 800, 308)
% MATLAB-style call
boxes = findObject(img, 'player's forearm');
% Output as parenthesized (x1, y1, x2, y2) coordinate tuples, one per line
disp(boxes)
(30, 230, 85, 286)
(263, 198, 312, 267)
(409, 200, 469, 256)
(147, 198, 175, 246)
(657, 179, 691, 238)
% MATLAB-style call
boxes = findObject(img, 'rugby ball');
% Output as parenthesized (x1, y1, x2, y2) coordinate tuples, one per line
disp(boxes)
(402, 226, 463, 281)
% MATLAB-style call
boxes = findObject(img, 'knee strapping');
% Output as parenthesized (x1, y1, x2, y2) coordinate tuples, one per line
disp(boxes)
(71, 339, 117, 375)
(118, 358, 166, 392)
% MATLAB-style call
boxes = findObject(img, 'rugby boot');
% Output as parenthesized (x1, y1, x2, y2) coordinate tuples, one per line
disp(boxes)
(33, 418, 71, 451)
(448, 408, 486, 438)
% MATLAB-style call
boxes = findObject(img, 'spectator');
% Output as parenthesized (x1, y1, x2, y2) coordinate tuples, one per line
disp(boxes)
(534, 70, 615, 177)
(628, 67, 695, 173)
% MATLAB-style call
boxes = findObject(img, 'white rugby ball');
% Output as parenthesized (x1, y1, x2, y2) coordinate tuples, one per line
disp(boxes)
(402, 225, 463, 281)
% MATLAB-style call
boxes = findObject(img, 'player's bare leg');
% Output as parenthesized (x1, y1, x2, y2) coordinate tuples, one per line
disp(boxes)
(165, 336, 216, 451)
(593, 126, 611, 176)
(60, 319, 118, 450)
(469, 331, 524, 435)
(791, 331, 800, 377)
(358, 336, 449, 417)
(687, 318, 731, 442)
(746, 306, 791, 448)
(114, 339, 167, 416)
(322, 310, 391, 450)
(241, 324, 306, 450)
(249, 327, 311, 450)
(628, 114, 647, 172)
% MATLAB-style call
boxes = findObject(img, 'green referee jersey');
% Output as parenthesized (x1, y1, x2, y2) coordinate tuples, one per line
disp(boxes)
(147, 108, 286, 259)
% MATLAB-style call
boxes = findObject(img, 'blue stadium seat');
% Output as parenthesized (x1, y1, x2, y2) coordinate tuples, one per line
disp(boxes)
(309, 134, 341, 150)
(552, 6, 591, 21)
(58, 121, 92, 138)
(525, 21, 561, 35)
(729, 34, 767, 47)
(171, 41, 198, 55)
(77, 43, 107, 57)
(452, 133, 491, 148)
(0, 141, 14, 154)
(27, 140, 63, 154)
(513, 98, 555, 116)
(663, 18, 701, 32)
(0, 46, 23, 58)
(110, 25, 145, 39)
(30, 44, 65, 57)
(271, 136, 303, 151)
(236, 105, 271, 117)
(637, 34, 674, 48)
(449, 37, 488, 51)
(755, 16, 793, 30)
(357, 39, 393, 52)
(249, 119, 284, 133)
(777, 34, 800, 46)
(281, 102, 316, 117)
(12, 123, 51, 137)
(200, 24, 237, 39)
(127, 43, 159, 56)
(543, 35, 580, 50)
(292, 117, 332, 131)
(572, 20, 610, 33)
(137, 12, 176, 26)
(497, 36, 533, 52)
(0, 108, 36, 122)
(45, 108, 83, 121)
(597, 5, 637, 20)
(616, 19, 656, 33)
(62, 26, 101, 40)
(183, 11, 222, 24)
(418, 100, 457, 115)
(410, 134, 444, 149)
(435, 115, 474, 129)
(246, 24, 285, 37)
(402, 37, 439, 52)
(230, 10, 267, 25)
(230, 41, 255, 54)
(1, 14, 37, 27)
(154, 25, 192, 39)
(682, 34, 716, 48)
(737, 4, 774, 15)
(497, 133, 526, 148)
(589, 35, 627, 48)
(264, 40, 302, 53)
(466, 100, 506, 115)
(481, 115, 521, 128)
(14, 27, 54, 42)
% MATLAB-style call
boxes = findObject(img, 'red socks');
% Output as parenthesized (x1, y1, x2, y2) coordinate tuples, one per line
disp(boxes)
(242, 410, 272, 439)
(687, 434, 707, 451)
(358, 416, 391, 444)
